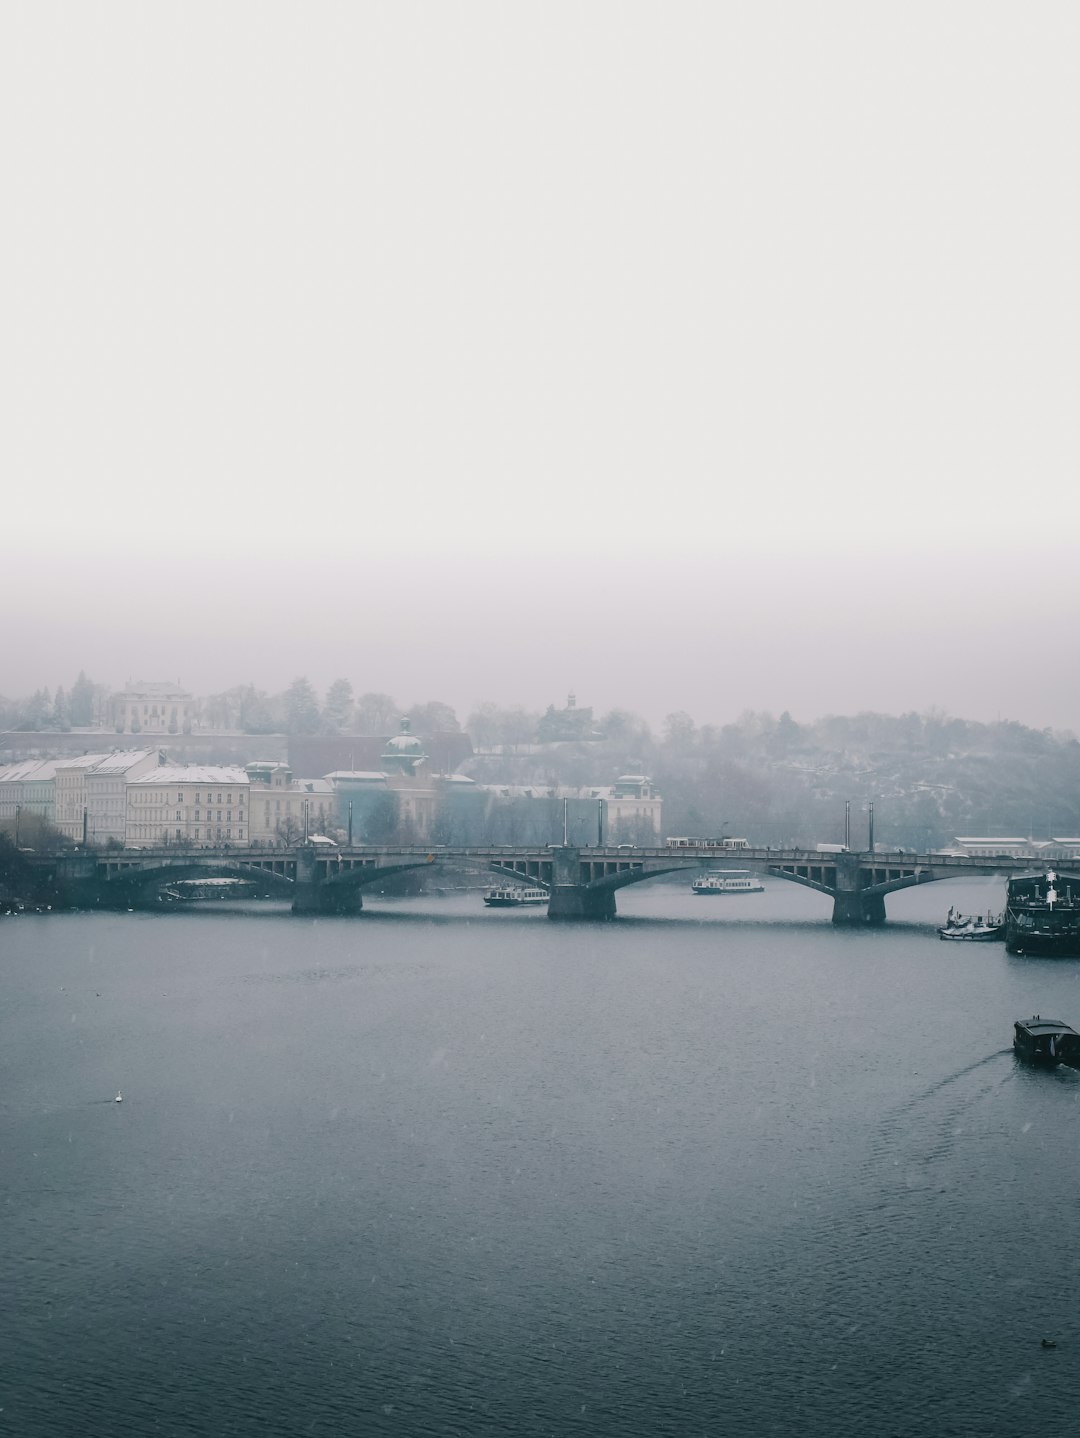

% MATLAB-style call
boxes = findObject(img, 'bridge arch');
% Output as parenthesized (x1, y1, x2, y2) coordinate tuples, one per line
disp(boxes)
(109, 859, 298, 900)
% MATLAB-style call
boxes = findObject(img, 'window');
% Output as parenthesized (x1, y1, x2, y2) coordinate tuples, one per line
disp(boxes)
(176, 811, 182, 821)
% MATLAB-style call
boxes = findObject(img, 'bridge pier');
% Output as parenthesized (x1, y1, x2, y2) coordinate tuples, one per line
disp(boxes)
(546, 846, 617, 920)
(547, 885, 617, 921)
(831, 890, 887, 926)
(291, 884, 363, 916)
(291, 847, 363, 916)
(830, 853, 888, 925)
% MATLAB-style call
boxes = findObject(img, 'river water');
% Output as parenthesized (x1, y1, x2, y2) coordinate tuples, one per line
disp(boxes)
(3, 878, 1080, 1437)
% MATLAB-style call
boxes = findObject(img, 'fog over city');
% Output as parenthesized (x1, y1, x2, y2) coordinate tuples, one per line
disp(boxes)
(5, 2, 1079, 730)
(8, 11, 1080, 1437)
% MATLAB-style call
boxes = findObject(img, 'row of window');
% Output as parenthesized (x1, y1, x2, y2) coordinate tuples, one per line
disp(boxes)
(132, 791, 243, 804)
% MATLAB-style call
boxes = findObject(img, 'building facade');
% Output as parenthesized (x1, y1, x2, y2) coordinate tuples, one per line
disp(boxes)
(126, 765, 250, 847)
(245, 762, 337, 846)
(84, 751, 161, 845)
(325, 719, 441, 842)
(111, 681, 197, 735)
(475, 776, 663, 846)
(53, 753, 114, 841)
(0, 760, 58, 827)
(604, 775, 663, 842)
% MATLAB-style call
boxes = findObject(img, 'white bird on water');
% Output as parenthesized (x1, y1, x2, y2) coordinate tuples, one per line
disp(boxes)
(115, 1091, 123, 1103)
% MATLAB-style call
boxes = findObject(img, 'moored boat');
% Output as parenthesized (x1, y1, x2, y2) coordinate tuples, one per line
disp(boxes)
(1012, 1015, 1080, 1066)
(938, 906, 1004, 941)
(483, 886, 549, 908)
(1005, 870, 1080, 957)
(691, 869, 765, 895)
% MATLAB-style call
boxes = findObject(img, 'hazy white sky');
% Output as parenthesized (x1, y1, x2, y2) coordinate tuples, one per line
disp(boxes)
(4, 3, 1078, 728)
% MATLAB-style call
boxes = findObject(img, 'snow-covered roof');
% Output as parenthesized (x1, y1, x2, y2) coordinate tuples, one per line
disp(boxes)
(324, 771, 388, 782)
(86, 749, 159, 775)
(0, 759, 58, 783)
(54, 753, 114, 772)
(131, 765, 249, 786)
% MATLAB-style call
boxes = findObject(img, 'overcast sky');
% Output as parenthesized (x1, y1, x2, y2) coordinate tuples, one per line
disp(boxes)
(4, 2, 1078, 730)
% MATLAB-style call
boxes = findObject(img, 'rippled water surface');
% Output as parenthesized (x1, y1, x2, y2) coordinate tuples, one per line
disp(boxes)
(4, 879, 1080, 1436)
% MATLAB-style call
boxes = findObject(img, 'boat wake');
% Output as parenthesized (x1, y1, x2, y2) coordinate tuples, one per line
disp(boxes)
(865, 1050, 1016, 1183)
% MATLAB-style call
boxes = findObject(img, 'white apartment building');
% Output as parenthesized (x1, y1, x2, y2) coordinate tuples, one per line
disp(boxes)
(604, 775, 664, 841)
(54, 754, 114, 841)
(84, 750, 161, 845)
(126, 765, 250, 848)
(954, 837, 1042, 859)
(55, 751, 161, 843)
(0, 759, 58, 826)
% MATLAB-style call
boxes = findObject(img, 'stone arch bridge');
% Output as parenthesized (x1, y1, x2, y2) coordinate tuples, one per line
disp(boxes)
(36, 844, 1043, 923)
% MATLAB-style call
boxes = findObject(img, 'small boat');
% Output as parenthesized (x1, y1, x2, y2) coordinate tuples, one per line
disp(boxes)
(483, 886, 549, 908)
(1012, 1016, 1080, 1067)
(938, 907, 1004, 941)
(691, 869, 765, 896)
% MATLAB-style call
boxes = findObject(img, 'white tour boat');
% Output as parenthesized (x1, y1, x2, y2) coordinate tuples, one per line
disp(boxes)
(691, 869, 765, 896)
(483, 886, 550, 908)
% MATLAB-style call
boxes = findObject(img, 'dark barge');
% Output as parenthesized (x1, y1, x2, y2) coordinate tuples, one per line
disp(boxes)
(1013, 1016, 1080, 1067)
(1004, 870, 1080, 957)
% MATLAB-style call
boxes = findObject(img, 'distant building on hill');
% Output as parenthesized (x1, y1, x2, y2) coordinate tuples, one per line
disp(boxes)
(536, 693, 604, 743)
(111, 681, 196, 735)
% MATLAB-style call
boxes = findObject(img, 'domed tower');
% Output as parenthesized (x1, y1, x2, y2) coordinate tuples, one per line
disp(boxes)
(380, 717, 428, 776)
